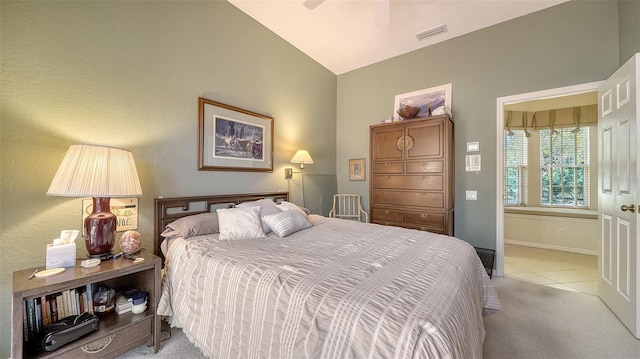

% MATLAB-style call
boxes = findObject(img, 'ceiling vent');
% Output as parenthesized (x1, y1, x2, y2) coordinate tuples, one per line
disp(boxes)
(415, 24, 448, 41)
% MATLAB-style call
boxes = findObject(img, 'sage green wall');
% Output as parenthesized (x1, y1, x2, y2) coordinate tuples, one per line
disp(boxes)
(619, 0, 640, 65)
(0, 2, 336, 357)
(336, 0, 621, 250)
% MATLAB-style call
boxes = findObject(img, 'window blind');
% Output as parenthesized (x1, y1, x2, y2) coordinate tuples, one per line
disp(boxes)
(540, 127, 590, 207)
(504, 130, 528, 206)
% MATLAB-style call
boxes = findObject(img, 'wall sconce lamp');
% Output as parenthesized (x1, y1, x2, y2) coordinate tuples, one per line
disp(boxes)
(285, 150, 314, 179)
(285, 150, 314, 207)
(47, 144, 143, 259)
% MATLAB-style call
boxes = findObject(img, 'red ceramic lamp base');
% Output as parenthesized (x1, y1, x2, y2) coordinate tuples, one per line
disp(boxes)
(85, 197, 116, 258)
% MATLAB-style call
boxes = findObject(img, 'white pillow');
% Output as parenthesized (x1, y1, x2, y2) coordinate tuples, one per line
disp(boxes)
(277, 201, 309, 216)
(237, 199, 282, 233)
(216, 206, 266, 240)
(262, 209, 312, 238)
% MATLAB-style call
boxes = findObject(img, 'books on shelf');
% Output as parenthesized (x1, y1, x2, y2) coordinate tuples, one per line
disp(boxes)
(22, 282, 100, 342)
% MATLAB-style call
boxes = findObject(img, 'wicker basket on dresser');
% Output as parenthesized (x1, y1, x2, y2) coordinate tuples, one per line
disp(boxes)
(369, 115, 454, 235)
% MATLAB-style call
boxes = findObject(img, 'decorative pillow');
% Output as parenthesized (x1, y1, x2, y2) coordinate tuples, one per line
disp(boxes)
(262, 209, 312, 238)
(277, 201, 310, 216)
(216, 206, 266, 240)
(237, 198, 282, 233)
(161, 213, 219, 239)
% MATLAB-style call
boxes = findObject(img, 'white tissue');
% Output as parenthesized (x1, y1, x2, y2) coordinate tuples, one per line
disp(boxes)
(56, 230, 79, 245)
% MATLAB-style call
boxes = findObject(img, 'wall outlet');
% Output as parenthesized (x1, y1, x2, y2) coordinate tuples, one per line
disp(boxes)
(559, 228, 565, 236)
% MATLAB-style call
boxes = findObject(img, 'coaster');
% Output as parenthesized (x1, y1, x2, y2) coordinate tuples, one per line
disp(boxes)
(34, 267, 65, 278)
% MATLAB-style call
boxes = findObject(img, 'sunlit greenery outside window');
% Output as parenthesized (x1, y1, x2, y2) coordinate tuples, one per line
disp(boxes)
(504, 130, 528, 206)
(540, 127, 590, 207)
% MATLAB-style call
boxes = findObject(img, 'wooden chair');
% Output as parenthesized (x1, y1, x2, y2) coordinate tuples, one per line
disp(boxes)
(328, 194, 368, 222)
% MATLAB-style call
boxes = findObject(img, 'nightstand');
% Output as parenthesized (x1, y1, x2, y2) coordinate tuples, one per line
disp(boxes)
(11, 251, 161, 358)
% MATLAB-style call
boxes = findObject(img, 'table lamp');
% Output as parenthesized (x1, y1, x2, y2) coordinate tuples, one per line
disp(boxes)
(47, 145, 142, 259)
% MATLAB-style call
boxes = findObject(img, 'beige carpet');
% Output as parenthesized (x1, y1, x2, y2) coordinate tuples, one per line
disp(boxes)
(119, 277, 640, 358)
(484, 277, 640, 359)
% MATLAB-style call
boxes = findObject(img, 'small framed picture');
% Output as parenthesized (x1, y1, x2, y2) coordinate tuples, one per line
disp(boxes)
(349, 158, 366, 181)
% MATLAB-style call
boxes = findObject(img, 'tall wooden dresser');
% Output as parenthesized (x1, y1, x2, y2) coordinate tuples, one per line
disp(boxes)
(369, 115, 454, 235)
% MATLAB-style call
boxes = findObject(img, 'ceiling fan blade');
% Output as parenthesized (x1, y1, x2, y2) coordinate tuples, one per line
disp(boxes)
(303, 0, 324, 10)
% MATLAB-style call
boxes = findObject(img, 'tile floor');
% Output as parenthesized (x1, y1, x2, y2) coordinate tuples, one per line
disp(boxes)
(504, 244, 598, 295)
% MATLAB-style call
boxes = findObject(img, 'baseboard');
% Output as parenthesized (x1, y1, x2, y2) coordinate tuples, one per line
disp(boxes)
(505, 239, 598, 256)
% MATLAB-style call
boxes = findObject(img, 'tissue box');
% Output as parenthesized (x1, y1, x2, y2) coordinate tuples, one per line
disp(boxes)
(46, 243, 77, 269)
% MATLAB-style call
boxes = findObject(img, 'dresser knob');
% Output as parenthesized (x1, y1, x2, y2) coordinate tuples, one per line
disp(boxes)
(384, 162, 391, 167)
(385, 210, 391, 214)
(420, 213, 427, 218)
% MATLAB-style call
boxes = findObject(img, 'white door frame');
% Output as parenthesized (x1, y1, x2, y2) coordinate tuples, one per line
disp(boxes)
(495, 81, 603, 277)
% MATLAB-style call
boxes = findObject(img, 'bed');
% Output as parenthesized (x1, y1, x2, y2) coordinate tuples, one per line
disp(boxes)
(154, 192, 500, 359)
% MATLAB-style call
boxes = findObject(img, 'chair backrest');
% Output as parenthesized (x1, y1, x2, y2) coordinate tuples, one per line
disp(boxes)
(328, 194, 368, 222)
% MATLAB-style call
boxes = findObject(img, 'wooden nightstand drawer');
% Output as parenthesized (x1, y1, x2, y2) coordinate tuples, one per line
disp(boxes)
(54, 317, 151, 358)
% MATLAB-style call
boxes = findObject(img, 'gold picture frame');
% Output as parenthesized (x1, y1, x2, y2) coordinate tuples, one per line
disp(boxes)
(198, 97, 274, 172)
(349, 158, 366, 181)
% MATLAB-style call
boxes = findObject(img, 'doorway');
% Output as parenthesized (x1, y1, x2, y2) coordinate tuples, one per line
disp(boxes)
(495, 81, 603, 278)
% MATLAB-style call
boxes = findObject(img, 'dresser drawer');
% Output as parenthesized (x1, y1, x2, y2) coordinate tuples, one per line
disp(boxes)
(406, 211, 446, 228)
(372, 162, 404, 174)
(372, 190, 445, 209)
(371, 207, 404, 222)
(53, 317, 152, 358)
(402, 223, 446, 234)
(372, 175, 443, 190)
(406, 160, 443, 174)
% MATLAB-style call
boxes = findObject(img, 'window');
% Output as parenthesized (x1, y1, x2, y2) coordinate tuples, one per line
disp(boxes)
(540, 127, 590, 207)
(504, 130, 528, 206)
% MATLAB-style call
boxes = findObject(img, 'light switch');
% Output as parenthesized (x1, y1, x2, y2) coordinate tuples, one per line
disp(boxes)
(466, 141, 480, 152)
(466, 191, 478, 200)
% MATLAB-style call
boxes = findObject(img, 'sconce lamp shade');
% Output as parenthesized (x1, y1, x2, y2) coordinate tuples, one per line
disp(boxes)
(290, 150, 314, 169)
(47, 145, 142, 198)
(47, 144, 142, 258)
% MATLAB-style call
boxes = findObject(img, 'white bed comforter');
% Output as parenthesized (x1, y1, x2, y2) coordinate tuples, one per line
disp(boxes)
(158, 215, 500, 359)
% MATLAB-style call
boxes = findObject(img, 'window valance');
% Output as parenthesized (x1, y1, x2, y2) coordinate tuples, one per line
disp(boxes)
(505, 105, 597, 131)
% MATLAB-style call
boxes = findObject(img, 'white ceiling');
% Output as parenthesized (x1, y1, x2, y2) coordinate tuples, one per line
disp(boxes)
(228, 0, 568, 75)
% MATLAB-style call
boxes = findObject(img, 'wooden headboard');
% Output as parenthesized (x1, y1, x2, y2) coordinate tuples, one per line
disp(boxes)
(154, 191, 289, 263)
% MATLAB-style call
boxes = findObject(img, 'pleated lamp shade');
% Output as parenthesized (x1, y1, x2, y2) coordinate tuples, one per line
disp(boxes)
(47, 145, 142, 197)
(47, 144, 142, 258)
(290, 150, 314, 169)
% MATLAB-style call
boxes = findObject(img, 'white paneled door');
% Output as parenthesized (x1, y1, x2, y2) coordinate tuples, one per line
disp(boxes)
(598, 53, 640, 338)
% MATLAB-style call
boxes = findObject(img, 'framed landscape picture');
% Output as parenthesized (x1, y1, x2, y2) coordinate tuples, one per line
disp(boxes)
(394, 83, 452, 119)
(198, 97, 273, 172)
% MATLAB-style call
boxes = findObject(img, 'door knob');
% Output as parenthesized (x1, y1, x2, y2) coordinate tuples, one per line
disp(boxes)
(621, 204, 636, 213)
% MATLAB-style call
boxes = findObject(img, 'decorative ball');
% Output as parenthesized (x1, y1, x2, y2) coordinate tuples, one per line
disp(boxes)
(119, 230, 142, 255)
